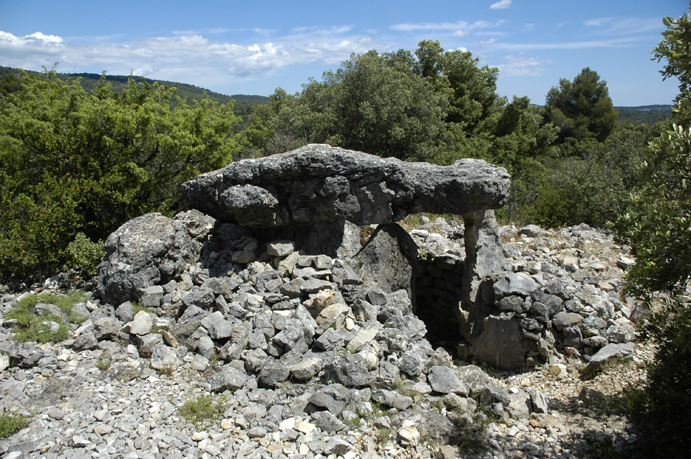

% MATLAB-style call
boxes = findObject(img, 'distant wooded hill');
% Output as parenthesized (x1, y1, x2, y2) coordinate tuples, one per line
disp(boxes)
(0, 66, 672, 123)
(0, 66, 270, 117)
(616, 105, 673, 125)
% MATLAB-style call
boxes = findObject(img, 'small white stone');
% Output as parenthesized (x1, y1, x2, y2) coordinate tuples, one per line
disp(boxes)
(191, 431, 208, 441)
(398, 420, 420, 444)
(221, 419, 233, 430)
(279, 418, 296, 431)
(295, 420, 316, 434)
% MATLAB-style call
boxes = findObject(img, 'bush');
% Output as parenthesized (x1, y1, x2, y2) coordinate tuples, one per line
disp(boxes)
(615, 10, 691, 456)
(627, 298, 691, 458)
(529, 156, 626, 227)
(0, 410, 29, 439)
(65, 232, 105, 276)
(178, 394, 226, 429)
(618, 125, 691, 295)
(0, 70, 239, 280)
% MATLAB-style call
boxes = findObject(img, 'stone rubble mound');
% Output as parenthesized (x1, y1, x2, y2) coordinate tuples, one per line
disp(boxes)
(411, 220, 639, 371)
(0, 145, 639, 457)
(0, 216, 640, 458)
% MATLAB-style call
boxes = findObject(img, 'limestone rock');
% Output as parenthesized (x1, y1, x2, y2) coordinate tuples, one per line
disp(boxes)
(150, 344, 181, 371)
(96, 211, 209, 305)
(427, 365, 469, 395)
(308, 383, 352, 416)
(124, 311, 153, 336)
(209, 366, 249, 392)
(181, 144, 510, 227)
(585, 342, 635, 373)
(493, 272, 540, 299)
(471, 315, 527, 371)
(349, 223, 419, 302)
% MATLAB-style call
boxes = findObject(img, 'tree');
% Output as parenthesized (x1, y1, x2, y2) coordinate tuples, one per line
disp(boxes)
(251, 49, 449, 161)
(615, 9, 691, 457)
(0, 70, 239, 279)
(325, 50, 448, 160)
(544, 67, 618, 145)
(653, 11, 691, 126)
(619, 124, 691, 457)
(415, 40, 500, 133)
(621, 124, 691, 295)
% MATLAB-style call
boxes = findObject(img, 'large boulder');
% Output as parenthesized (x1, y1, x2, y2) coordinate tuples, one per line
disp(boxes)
(96, 210, 214, 305)
(470, 315, 527, 370)
(181, 144, 510, 227)
(349, 224, 419, 303)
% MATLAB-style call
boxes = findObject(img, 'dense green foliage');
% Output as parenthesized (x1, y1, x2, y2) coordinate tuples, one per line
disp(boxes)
(0, 69, 239, 279)
(65, 232, 106, 277)
(620, 124, 691, 295)
(615, 9, 691, 458)
(0, 66, 269, 117)
(617, 105, 673, 125)
(653, 13, 691, 127)
(544, 67, 619, 144)
(0, 410, 29, 439)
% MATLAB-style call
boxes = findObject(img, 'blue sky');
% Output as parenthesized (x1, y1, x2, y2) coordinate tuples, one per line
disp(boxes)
(0, 0, 687, 105)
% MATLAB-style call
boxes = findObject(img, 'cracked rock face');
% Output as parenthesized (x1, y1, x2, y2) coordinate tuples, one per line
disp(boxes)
(96, 211, 215, 306)
(181, 144, 511, 227)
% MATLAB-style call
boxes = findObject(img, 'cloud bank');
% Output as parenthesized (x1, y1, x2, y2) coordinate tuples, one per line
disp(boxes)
(0, 28, 387, 88)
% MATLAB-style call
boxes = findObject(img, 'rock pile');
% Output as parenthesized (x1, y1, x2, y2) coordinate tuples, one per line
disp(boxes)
(410, 221, 639, 370)
(0, 219, 641, 458)
(0, 145, 641, 457)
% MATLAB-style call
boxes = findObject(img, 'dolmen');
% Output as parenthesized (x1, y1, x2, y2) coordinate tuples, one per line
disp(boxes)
(98, 144, 518, 368)
(181, 143, 510, 310)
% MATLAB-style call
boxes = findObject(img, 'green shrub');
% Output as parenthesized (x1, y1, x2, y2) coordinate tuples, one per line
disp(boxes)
(5, 291, 89, 343)
(178, 394, 226, 429)
(615, 11, 691, 457)
(0, 70, 239, 280)
(95, 358, 112, 372)
(65, 232, 105, 276)
(626, 298, 691, 457)
(0, 410, 29, 438)
(132, 302, 152, 315)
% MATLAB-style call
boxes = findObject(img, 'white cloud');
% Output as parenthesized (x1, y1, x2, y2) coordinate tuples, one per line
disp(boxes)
(492, 36, 640, 51)
(584, 16, 662, 35)
(480, 38, 497, 45)
(490, 0, 512, 10)
(26, 32, 63, 44)
(0, 28, 387, 85)
(391, 20, 470, 32)
(390, 19, 505, 33)
(496, 54, 545, 77)
(0, 31, 63, 47)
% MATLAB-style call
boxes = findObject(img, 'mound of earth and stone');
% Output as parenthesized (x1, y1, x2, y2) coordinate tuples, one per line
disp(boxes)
(0, 145, 643, 458)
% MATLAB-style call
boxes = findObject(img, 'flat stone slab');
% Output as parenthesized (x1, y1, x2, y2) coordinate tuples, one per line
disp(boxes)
(182, 144, 510, 227)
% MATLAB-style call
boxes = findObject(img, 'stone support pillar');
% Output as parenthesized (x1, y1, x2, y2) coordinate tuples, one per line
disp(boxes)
(458, 209, 506, 339)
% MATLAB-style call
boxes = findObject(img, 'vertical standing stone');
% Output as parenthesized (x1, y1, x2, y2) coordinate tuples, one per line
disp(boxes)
(460, 209, 506, 338)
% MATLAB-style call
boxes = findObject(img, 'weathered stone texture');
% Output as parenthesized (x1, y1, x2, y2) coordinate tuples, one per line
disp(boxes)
(181, 144, 510, 227)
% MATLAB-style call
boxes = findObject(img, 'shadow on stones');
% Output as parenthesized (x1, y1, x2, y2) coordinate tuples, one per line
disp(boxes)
(415, 254, 464, 346)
